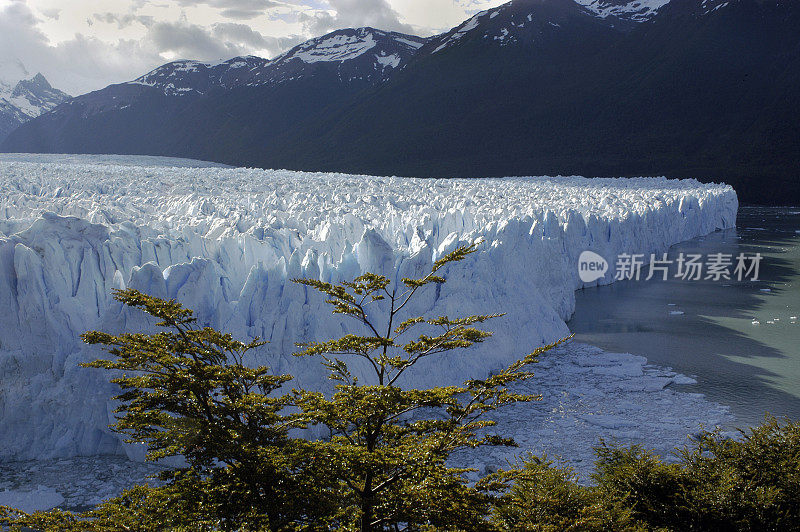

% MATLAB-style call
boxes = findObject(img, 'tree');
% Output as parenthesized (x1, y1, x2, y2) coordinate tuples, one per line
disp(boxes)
(292, 242, 569, 531)
(593, 417, 800, 531)
(488, 455, 637, 531)
(14, 289, 331, 530)
(0, 243, 567, 531)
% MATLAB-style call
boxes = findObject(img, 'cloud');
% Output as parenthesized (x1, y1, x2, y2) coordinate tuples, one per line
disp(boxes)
(147, 20, 245, 59)
(143, 19, 304, 61)
(0, 1, 306, 93)
(176, 0, 281, 20)
(300, 0, 414, 36)
(93, 12, 155, 29)
(40, 7, 59, 20)
(0, 0, 490, 95)
(212, 22, 302, 51)
(0, 1, 163, 93)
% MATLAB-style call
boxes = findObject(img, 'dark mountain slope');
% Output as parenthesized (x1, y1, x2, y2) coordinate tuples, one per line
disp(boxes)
(253, 0, 799, 203)
(3, 0, 798, 203)
(0, 28, 427, 161)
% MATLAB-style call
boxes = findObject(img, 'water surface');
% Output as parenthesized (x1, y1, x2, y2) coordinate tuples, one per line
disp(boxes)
(569, 206, 800, 426)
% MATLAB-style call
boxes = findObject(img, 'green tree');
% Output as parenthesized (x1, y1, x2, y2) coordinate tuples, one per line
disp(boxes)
(4, 289, 331, 530)
(593, 417, 800, 531)
(292, 242, 568, 531)
(488, 455, 638, 531)
(1, 243, 567, 531)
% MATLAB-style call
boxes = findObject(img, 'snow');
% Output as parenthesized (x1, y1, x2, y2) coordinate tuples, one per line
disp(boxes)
(494, 28, 510, 42)
(433, 11, 487, 53)
(701, 0, 734, 15)
(285, 32, 378, 63)
(575, 0, 672, 22)
(0, 73, 65, 122)
(395, 37, 426, 50)
(375, 53, 402, 69)
(0, 154, 737, 461)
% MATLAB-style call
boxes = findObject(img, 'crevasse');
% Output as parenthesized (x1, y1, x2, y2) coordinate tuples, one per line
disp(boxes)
(0, 156, 738, 460)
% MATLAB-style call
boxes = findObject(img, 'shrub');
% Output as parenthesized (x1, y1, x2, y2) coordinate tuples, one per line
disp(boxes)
(489, 455, 638, 531)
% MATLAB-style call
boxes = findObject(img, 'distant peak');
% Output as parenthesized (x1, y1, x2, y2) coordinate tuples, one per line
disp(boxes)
(30, 73, 52, 88)
(12, 73, 59, 97)
(277, 27, 426, 65)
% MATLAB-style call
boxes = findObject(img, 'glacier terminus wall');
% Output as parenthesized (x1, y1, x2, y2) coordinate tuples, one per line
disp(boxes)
(0, 155, 738, 460)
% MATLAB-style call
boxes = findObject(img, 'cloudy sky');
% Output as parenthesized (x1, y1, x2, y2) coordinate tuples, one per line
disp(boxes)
(0, 0, 506, 95)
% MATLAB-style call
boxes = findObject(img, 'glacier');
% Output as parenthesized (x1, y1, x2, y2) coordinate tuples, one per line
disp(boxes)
(0, 154, 738, 461)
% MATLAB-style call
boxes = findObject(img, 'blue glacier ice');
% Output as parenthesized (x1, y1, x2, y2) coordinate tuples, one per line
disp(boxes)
(0, 155, 738, 460)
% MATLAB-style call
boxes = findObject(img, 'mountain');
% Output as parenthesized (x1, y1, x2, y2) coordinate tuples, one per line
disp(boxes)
(126, 28, 424, 96)
(3, 0, 799, 204)
(0, 28, 426, 162)
(0, 68, 70, 143)
(259, 0, 800, 204)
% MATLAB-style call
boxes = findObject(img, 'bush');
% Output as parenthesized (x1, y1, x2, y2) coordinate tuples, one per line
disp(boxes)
(592, 417, 800, 531)
(489, 455, 638, 531)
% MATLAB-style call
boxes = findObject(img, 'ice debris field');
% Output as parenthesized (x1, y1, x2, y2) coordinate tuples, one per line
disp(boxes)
(0, 155, 738, 504)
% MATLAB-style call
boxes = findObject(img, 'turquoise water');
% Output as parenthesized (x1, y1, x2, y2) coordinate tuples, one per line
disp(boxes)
(568, 207, 800, 427)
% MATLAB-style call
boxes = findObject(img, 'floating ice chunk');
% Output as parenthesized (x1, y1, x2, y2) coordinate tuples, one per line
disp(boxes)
(0, 486, 65, 513)
(578, 414, 638, 430)
(670, 310, 685, 315)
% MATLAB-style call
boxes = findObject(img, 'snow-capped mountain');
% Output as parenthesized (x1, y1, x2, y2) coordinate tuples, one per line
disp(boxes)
(0, 70, 69, 142)
(0, 27, 426, 163)
(3, 0, 798, 204)
(129, 56, 270, 97)
(425, 0, 626, 56)
(266, 28, 426, 83)
(266, 0, 799, 205)
(126, 28, 426, 97)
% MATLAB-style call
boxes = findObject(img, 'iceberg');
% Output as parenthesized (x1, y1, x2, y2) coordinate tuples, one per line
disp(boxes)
(0, 155, 738, 460)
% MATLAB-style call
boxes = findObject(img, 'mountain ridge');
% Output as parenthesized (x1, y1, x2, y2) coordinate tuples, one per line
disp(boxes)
(2, 0, 798, 204)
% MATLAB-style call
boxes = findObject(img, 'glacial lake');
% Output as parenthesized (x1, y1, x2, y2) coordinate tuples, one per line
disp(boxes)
(568, 206, 800, 427)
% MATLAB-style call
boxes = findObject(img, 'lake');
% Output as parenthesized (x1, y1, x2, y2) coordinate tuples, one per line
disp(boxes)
(569, 206, 800, 427)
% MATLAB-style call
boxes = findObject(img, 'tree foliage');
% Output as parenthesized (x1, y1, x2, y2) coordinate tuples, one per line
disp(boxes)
(592, 416, 800, 531)
(0, 243, 567, 531)
(488, 455, 638, 531)
(290, 242, 568, 530)
(4, 241, 797, 531)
